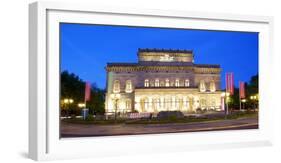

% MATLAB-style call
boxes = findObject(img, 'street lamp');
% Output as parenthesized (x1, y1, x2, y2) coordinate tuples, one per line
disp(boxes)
(110, 93, 121, 121)
(63, 98, 74, 117)
(250, 95, 258, 110)
(78, 103, 86, 108)
(241, 99, 246, 110)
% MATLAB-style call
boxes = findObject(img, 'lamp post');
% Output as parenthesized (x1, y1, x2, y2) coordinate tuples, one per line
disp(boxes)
(78, 103, 86, 108)
(250, 95, 258, 110)
(241, 99, 246, 110)
(63, 98, 74, 117)
(78, 103, 87, 120)
(221, 92, 230, 117)
(110, 93, 121, 122)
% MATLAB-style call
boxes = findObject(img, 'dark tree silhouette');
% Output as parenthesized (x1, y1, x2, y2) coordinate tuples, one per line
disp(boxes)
(60, 70, 105, 116)
(228, 74, 258, 110)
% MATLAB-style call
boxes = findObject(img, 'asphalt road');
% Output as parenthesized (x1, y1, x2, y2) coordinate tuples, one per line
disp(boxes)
(60, 117, 258, 138)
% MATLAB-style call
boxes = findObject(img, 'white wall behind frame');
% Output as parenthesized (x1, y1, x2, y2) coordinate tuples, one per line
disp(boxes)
(0, 0, 280, 163)
(45, 4, 273, 160)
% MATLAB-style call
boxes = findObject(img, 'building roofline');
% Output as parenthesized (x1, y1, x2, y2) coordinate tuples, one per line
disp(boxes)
(106, 62, 220, 68)
(137, 48, 193, 55)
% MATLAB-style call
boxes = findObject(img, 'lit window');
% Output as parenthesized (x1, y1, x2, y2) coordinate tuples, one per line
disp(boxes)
(211, 98, 216, 106)
(113, 80, 120, 93)
(175, 97, 180, 108)
(144, 98, 149, 111)
(155, 98, 160, 110)
(199, 80, 206, 92)
(155, 79, 160, 87)
(125, 99, 131, 110)
(165, 79, 170, 87)
(200, 98, 207, 107)
(210, 81, 216, 92)
(185, 79, 190, 87)
(144, 79, 149, 87)
(175, 79, 180, 87)
(183, 97, 189, 108)
(160, 81, 164, 87)
(125, 80, 133, 93)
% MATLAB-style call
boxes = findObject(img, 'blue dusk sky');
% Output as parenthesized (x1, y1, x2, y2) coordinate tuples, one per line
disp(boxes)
(60, 23, 258, 89)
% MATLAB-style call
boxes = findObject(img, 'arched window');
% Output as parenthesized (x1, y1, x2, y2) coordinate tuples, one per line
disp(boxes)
(175, 79, 180, 87)
(155, 79, 160, 87)
(175, 97, 180, 108)
(144, 98, 149, 111)
(165, 79, 170, 87)
(113, 80, 120, 93)
(185, 79, 190, 87)
(200, 98, 207, 107)
(211, 98, 216, 107)
(199, 80, 206, 92)
(210, 80, 216, 92)
(153, 98, 160, 112)
(144, 79, 149, 87)
(125, 80, 133, 93)
(125, 99, 131, 111)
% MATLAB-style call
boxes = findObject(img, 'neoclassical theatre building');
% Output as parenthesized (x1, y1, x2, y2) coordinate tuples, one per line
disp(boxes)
(105, 49, 222, 113)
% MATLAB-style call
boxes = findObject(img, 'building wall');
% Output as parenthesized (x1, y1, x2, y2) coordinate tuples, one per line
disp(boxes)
(138, 52, 193, 62)
(134, 88, 222, 112)
(105, 68, 222, 113)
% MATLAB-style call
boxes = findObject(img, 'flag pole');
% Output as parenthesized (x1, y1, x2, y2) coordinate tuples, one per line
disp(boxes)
(225, 73, 227, 117)
(239, 81, 241, 111)
(83, 82, 91, 120)
(239, 97, 241, 111)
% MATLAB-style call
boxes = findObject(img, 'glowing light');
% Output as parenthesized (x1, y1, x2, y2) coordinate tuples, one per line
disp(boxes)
(226, 92, 230, 97)
(69, 99, 74, 103)
(78, 103, 86, 108)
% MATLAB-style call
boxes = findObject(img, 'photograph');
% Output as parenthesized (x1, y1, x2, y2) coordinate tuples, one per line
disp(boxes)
(59, 23, 259, 138)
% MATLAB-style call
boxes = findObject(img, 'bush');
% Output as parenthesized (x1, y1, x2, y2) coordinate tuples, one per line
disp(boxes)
(157, 111, 184, 120)
(85, 114, 95, 121)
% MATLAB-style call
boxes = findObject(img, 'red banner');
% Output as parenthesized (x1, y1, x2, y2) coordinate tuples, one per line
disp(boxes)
(85, 82, 91, 102)
(239, 81, 245, 99)
(225, 72, 234, 95)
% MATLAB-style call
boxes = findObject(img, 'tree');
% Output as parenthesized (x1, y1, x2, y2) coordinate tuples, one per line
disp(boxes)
(227, 74, 258, 110)
(246, 74, 259, 109)
(60, 70, 105, 116)
(228, 87, 240, 109)
(246, 74, 258, 96)
(87, 83, 106, 115)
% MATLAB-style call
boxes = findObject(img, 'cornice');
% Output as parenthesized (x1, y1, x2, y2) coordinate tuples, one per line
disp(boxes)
(106, 66, 221, 73)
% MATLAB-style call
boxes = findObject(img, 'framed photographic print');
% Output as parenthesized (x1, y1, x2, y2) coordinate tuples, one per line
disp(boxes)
(29, 1, 274, 161)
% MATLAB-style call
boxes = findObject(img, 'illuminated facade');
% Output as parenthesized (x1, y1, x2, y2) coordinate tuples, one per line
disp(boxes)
(105, 48, 222, 113)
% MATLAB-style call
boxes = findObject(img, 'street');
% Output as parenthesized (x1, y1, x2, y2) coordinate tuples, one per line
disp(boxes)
(61, 117, 258, 138)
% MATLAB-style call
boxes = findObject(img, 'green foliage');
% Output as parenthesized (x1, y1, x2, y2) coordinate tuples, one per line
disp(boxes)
(247, 74, 258, 95)
(85, 114, 95, 121)
(87, 85, 106, 114)
(61, 71, 85, 104)
(60, 70, 105, 116)
(227, 74, 258, 110)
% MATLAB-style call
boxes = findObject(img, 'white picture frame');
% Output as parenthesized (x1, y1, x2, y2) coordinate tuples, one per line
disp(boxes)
(29, 1, 274, 161)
